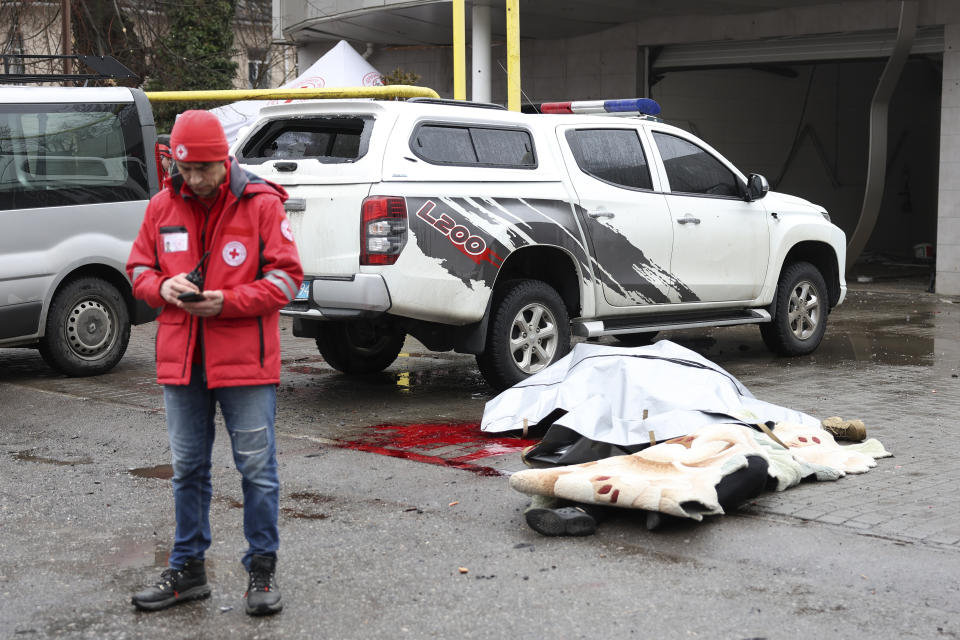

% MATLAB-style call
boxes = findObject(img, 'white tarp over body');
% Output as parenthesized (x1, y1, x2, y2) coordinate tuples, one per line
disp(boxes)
(212, 40, 383, 145)
(481, 340, 820, 447)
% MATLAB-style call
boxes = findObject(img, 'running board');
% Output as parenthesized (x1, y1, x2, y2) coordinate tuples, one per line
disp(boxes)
(573, 309, 771, 338)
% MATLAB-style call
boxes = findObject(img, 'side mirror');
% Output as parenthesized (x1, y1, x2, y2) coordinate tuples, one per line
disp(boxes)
(746, 173, 769, 201)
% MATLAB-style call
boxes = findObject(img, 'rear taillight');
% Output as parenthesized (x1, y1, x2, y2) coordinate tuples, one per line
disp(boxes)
(360, 196, 407, 265)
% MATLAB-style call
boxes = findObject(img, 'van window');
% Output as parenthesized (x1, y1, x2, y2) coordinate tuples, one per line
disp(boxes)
(411, 124, 536, 168)
(652, 132, 740, 197)
(237, 117, 372, 164)
(566, 129, 653, 190)
(0, 102, 149, 211)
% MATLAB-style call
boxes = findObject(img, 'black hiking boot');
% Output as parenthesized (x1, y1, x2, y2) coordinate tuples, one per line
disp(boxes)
(131, 557, 210, 611)
(525, 505, 598, 537)
(245, 554, 283, 616)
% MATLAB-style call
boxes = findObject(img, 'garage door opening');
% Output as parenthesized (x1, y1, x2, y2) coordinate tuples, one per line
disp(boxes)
(648, 52, 942, 283)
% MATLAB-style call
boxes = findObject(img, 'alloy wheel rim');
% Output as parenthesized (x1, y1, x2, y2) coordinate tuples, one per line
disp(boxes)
(787, 279, 820, 340)
(509, 302, 558, 374)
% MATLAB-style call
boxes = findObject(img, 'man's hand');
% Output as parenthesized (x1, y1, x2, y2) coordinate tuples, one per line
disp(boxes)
(180, 291, 224, 317)
(160, 274, 224, 316)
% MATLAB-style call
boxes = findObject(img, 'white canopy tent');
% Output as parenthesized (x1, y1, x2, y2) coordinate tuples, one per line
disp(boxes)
(212, 40, 383, 145)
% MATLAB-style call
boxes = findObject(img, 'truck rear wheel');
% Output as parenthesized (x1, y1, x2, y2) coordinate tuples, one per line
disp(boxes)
(476, 279, 570, 391)
(38, 277, 130, 376)
(315, 320, 406, 374)
(760, 261, 828, 356)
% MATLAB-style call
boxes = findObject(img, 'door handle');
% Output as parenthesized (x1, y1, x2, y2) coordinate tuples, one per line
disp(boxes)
(284, 198, 306, 212)
(676, 215, 701, 225)
(588, 210, 615, 219)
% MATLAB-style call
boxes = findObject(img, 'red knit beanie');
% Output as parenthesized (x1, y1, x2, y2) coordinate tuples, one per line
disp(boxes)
(169, 110, 229, 162)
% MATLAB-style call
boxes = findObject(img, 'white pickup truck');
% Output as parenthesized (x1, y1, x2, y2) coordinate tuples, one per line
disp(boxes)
(234, 96, 846, 390)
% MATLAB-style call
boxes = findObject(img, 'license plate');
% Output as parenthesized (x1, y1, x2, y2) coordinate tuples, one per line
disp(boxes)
(295, 281, 310, 300)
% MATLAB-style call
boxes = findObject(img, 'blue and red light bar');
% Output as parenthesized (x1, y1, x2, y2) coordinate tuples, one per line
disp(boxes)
(540, 98, 661, 116)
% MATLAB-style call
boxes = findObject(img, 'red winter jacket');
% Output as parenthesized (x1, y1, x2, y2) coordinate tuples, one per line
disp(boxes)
(126, 158, 303, 388)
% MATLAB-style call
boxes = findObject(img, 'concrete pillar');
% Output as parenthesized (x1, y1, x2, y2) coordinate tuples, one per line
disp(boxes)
(938, 23, 960, 295)
(271, 0, 283, 42)
(472, 2, 492, 103)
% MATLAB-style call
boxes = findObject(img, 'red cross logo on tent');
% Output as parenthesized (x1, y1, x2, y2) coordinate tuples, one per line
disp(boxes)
(222, 241, 247, 267)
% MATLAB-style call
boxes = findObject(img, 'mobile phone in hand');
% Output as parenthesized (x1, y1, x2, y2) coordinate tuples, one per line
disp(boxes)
(178, 291, 205, 303)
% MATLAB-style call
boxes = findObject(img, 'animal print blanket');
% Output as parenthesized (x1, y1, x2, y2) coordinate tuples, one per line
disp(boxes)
(509, 421, 891, 520)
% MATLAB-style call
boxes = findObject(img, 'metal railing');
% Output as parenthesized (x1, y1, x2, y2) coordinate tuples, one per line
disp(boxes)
(144, 86, 439, 102)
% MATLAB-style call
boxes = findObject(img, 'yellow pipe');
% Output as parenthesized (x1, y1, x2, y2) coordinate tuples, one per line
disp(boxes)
(452, 0, 466, 100)
(145, 85, 440, 102)
(506, 0, 520, 112)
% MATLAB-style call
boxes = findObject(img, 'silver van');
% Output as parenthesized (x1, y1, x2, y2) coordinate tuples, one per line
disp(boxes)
(0, 86, 159, 375)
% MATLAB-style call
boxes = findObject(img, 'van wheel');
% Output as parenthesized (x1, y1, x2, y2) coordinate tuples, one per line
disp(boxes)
(760, 261, 828, 356)
(476, 279, 570, 391)
(315, 320, 406, 374)
(38, 277, 130, 376)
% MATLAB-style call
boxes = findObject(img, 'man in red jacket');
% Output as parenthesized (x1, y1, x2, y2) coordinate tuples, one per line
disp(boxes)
(127, 110, 302, 616)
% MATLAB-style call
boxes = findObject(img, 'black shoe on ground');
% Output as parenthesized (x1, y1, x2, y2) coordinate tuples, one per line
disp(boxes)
(245, 554, 283, 616)
(131, 557, 210, 611)
(525, 506, 597, 536)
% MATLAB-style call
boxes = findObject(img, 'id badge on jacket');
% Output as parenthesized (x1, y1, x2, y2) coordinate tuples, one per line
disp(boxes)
(159, 226, 189, 253)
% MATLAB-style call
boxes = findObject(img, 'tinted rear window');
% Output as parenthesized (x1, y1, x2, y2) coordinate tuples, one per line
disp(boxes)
(566, 128, 652, 190)
(237, 116, 373, 164)
(0, 102, 149, 210)
(411, 123, 536, 168)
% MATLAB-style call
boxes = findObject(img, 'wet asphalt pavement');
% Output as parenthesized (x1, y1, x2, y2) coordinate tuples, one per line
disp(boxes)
(2, 275, 959, 639)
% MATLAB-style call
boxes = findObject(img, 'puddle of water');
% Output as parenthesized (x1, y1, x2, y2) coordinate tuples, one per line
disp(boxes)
(14, 451, 92, 465)
(282, 355, 325, 365)
(103, 539, 171, 570)
(129, 464, 173, 480)
(667, 325, 938, 367)
(338, 422, 539, 477)
(817, 332, 935, 366)
(285, 364, 333, 375)
(282, 363, 488, 396)
(394, 368, 487, 390)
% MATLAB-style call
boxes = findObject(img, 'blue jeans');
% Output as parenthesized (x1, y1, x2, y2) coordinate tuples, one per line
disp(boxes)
(163, 364, 279, 571)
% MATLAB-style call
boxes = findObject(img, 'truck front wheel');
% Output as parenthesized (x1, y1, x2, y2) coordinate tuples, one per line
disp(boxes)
(760, 261, 828, 356)
(315, 320, 406, 374)
(476, 279, 570, 391)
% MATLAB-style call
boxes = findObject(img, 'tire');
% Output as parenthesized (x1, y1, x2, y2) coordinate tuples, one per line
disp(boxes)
(760, 261, 828, 356)
(613, 331, 658, 347)
(475, 279, 571, 391)
(315, 320, 405, 374)
(38, 277, 130, 376)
